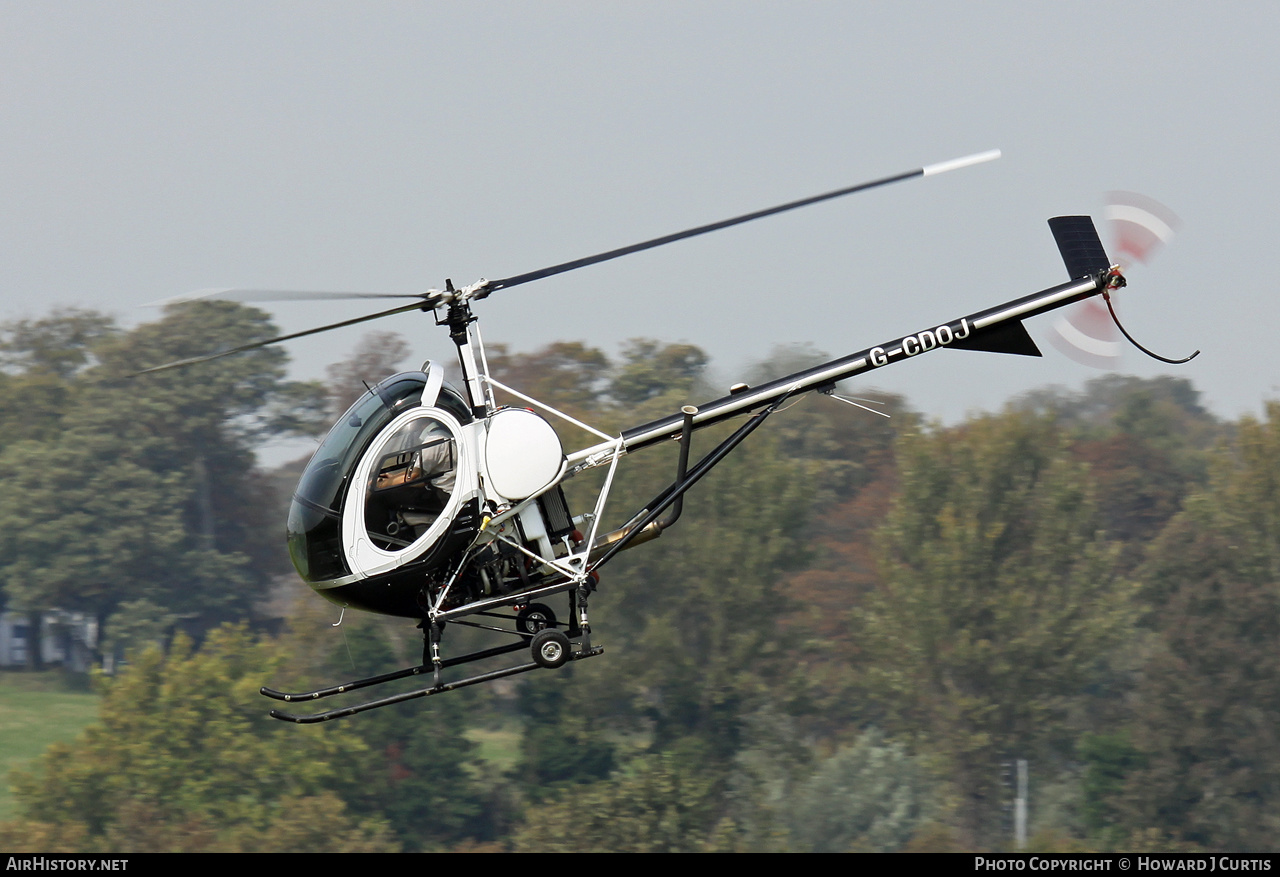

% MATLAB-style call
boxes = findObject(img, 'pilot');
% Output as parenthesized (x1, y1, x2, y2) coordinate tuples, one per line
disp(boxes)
(412, 419, 456, 499)
(373, 419, 456, 538)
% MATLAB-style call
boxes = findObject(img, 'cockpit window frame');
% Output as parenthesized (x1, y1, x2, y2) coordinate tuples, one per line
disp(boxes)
(287, 372, 429, 584)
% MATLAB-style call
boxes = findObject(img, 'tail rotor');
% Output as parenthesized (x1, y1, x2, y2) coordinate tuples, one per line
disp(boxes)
(1048, 192, 1181, 368)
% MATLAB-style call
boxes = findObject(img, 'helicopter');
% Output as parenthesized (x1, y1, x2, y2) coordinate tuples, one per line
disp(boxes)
(141, 149, 1195, 723)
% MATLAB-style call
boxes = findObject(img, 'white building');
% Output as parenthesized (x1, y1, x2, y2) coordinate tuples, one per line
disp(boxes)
(0, 610, 97, 672)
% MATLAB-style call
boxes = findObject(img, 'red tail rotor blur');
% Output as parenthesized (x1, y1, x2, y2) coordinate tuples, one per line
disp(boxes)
(1047, 298, 1121, 368)
(1104, 191, 1181, 270)
(1049, 192, 1180, 368)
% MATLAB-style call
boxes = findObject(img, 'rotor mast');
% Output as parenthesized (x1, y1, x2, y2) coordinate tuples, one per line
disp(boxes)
(438, 282, 494, 418)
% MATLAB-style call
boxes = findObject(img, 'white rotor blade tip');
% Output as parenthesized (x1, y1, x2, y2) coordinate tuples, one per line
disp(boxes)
(922, 149, 1002, 177)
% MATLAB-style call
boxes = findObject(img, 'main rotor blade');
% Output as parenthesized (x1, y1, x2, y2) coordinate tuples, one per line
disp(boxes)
(144, 288, 428, 307)
(138, 149, 998, 375)
(133, 300, 430, 375)
(481, 149, 1000, 294)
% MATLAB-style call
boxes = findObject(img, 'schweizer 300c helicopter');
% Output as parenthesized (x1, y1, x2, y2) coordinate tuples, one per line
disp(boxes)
(142, 149, 1196, 722)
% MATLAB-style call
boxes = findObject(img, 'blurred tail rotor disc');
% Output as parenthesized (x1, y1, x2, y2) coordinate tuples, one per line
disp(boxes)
(1104, 190, 1181, 270)
(1049, 192, 1180, 368)
(1048, 298, 1122, 368)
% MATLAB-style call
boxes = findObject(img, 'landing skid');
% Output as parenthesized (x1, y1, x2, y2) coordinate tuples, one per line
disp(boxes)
(263, 642, 604, 724)
(262, 594, 599, 723)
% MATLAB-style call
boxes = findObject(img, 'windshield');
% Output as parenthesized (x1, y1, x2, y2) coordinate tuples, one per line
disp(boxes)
(287, 373, 427, 583)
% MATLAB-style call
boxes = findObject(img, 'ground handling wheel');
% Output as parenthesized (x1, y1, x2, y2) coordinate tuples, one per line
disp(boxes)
(516, 603, 557, 635)
(530, 629, 571, 669)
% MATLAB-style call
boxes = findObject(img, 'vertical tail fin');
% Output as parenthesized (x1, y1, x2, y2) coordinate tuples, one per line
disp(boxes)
(1048, 216, 1111, 280)
(1047, 215, 1117, 368)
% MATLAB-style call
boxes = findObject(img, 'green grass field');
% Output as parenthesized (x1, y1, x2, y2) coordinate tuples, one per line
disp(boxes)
(0, 673, 101, 821)
(465, 725, 523, 774)
(0, 672, 521, 821)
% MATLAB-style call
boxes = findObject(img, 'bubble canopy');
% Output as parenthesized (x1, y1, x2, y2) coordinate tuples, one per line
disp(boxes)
(286, 371, 472, 584)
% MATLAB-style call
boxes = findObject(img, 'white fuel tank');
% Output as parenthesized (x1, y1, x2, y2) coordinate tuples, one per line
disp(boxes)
(481, 408, 565, 502)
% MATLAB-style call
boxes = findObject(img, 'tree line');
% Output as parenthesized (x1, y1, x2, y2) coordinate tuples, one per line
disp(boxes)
(1, 303, 1275, 851)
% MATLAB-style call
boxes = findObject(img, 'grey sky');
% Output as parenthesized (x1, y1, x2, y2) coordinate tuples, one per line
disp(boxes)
(3, 2, 1275, 461)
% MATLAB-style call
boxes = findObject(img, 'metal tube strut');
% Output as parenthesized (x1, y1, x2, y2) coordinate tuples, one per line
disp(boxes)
(590, 395, 789, 572)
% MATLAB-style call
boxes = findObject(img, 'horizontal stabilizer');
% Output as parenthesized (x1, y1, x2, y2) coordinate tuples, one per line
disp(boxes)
(1048, 216, 1110, 280)
(951, 320, 1043, 357)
